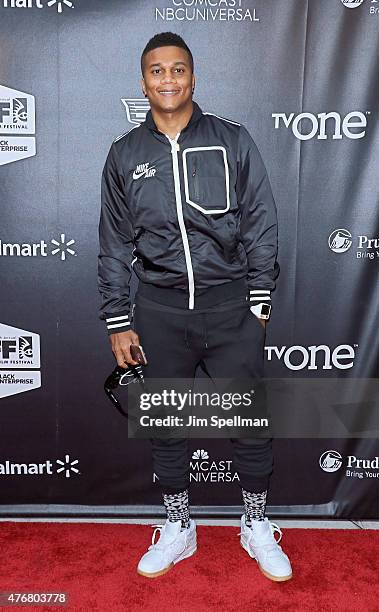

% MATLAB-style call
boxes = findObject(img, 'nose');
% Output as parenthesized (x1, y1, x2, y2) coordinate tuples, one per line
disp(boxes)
(161, 70, 176, 84)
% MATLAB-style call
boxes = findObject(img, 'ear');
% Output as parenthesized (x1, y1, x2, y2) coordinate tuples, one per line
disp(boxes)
(192, 73, 196, 93)
(141, 77, 147, 97)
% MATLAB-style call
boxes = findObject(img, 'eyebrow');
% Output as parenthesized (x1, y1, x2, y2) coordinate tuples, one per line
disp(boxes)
(148, 61, 187, 68)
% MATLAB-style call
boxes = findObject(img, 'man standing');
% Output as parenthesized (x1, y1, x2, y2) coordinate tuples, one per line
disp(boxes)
(98, 32, 292, 581)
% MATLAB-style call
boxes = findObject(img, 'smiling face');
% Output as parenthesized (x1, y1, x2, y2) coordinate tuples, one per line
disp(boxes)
(141, 45, 195, 115)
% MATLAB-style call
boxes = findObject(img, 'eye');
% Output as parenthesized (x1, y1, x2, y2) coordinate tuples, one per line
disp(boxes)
(152, 68, 161, 75)
(175, 68, 185, 73)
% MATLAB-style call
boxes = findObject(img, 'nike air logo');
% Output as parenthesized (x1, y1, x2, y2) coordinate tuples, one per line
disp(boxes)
(133, 162, 156, 180)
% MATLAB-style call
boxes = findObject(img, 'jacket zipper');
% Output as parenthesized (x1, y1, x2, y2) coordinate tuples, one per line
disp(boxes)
(192, 161, 199, 200)
(166, 132, 195, 309)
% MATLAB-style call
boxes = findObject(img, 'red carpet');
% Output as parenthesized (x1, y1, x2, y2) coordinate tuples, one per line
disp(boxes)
(0, 521, 378, 612)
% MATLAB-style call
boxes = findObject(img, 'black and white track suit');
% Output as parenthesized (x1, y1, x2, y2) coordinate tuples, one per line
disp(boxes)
(98, 100, 280, 493)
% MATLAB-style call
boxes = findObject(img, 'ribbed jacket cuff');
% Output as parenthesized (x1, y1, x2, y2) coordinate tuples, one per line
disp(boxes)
(105, 312, 131, 335)
(248, 288, 271, 305)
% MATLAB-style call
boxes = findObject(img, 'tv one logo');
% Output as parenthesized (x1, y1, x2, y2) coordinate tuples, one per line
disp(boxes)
(272, 111, 369, 141)
(265, 344, 357, 370)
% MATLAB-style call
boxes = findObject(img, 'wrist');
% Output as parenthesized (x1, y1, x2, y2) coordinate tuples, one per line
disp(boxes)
(105, 312, 131, 335)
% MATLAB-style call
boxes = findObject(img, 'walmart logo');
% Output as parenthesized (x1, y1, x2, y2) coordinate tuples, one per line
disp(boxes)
(56, 454, 80, 478)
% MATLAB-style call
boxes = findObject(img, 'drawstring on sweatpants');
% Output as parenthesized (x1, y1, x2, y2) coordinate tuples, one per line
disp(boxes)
(203, 313, 208, 349)
(184, 313, 208, 349)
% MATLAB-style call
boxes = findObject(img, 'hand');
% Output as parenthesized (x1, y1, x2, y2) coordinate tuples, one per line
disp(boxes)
(109, 329, 141, 368)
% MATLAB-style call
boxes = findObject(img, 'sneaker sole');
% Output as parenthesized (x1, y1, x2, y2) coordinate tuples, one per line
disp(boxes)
(259, 565, 292, 582)
(137, 545, 197, 579)
(241, 540, 292, 582)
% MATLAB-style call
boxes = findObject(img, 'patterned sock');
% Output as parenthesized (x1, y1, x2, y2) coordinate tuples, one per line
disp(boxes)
(162, 489, 190, 530)
(242, 488, 267, 526)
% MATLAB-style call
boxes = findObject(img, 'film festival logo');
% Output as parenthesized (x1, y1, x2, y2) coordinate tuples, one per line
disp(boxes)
(0, 84, 36, 166)
(0, 323, 41, 399)
(319, 450, 379, 480)
(0, 455, 80, 478)
(153, 448, 239, 484)
(1, 0, 74, 13)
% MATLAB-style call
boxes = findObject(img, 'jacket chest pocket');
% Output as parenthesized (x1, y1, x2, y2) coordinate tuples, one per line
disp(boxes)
(182, 146, 230, 215)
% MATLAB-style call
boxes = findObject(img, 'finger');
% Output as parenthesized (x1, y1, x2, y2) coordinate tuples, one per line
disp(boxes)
(113, 349, 129, 368)
(120, 344, 140, 367)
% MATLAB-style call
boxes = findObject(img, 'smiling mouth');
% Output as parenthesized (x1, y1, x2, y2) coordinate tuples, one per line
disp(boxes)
(158, 90, 180, 96)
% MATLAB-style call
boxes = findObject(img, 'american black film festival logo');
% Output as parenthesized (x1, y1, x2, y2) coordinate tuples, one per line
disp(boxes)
(0, 323, 41, 399)
(0, 85, 36, 166)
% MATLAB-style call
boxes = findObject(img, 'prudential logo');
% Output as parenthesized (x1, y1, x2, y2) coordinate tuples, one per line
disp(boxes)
(328, 228, 379, 260)
(319, 450, 343, 472)
(340, 0, 364, 8)
(328, 229, 353, 253)
(319, 450, 379, 479)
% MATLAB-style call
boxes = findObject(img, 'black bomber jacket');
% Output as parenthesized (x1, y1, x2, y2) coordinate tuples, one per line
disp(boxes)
(98, 101, 280, 335)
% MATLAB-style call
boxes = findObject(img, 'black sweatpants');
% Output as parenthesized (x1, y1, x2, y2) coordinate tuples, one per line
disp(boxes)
(132, 281, 273, 493)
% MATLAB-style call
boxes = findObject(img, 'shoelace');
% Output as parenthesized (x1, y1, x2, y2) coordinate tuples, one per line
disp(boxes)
(149, 524, 165, 549)
(238, 520, 284, 554)
(148, 522, 189, 555)
(268, 522, 283, 544)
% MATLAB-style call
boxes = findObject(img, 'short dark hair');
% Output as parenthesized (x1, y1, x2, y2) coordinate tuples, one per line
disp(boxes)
(141, 31, 194, 75)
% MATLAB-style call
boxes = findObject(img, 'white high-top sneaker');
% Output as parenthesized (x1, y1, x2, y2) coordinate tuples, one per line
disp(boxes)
(239, 514, 292, 582)
(137, 518, 197, 578)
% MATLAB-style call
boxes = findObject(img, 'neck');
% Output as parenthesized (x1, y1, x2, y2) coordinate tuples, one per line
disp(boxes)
(151, 100, 194, 140)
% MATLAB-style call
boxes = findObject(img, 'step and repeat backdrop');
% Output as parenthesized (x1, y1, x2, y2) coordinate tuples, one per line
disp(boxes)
(0, 0, 378, 518)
